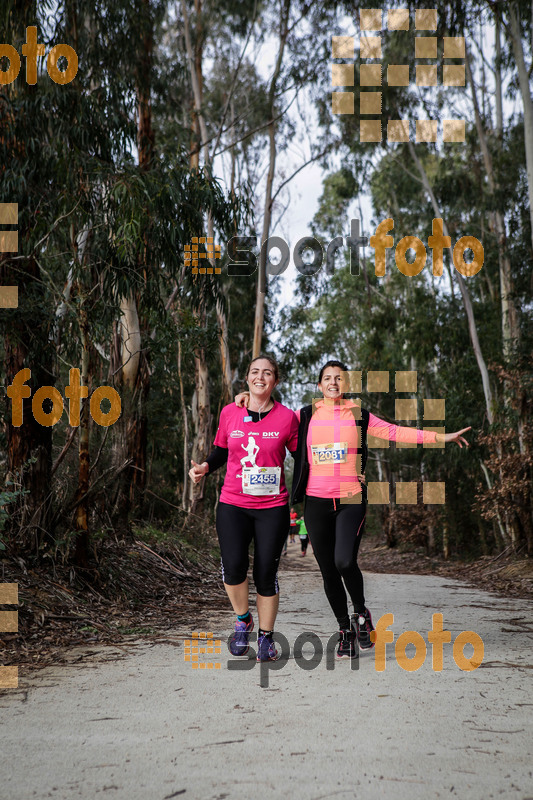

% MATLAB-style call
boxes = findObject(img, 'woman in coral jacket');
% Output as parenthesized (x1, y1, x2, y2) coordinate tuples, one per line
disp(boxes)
(290, 360, 471, 660)
(189, 355, 298, 663)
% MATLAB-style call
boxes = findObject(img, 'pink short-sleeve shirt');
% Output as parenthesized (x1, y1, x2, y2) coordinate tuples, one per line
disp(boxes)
(213, 401, 299, 509)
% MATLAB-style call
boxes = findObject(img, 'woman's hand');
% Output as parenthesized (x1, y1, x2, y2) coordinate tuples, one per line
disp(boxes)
(235, 391, 250, 408)
(189, 459, 208, 483)
(436, 427, 472, 448)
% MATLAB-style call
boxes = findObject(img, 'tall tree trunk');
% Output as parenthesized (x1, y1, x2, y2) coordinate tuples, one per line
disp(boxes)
(182, 0, 208, 166)
(3, 297, 54, 553)
(479, 459, 508, 546)
(407, 140, 494, 425)
(181, 0, 232, 506)
(1, 5, 53, 552)
(73, 300, 90, 567)
(70, 218, 93, 565)
(113, 0, 153, 530)
(119, 294, 142, 386)
(188, 318, 211, 513)
(182, 0, 233, 403)
(466, 40, 528, 548)
(406, 141, 519, 544)
(253, 118, 277, 356)
(508, 1, 533, 254)
(188, 0, 203, 170)
(495, 13, 503, 138)
(442, 516, 449, 559)
(252, 0, 291, 357)
(466, 50, 520, 362)
(133, 0, 153, 510)
(177, 334, 190, 510)
(112, 293, 146, 530)
(216, 297, 233, 404)
(181, 0, 213, 515)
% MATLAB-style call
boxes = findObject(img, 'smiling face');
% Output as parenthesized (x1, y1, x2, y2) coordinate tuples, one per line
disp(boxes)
(318, 365, 345, 400)
(246, 358, 278, 402)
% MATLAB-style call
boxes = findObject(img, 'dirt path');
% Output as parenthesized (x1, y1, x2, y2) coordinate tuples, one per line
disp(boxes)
(2, 549, 532, 800)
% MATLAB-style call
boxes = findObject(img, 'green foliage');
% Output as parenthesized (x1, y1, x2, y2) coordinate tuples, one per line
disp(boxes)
(0, 488, 28, 537)
(1, 0, 532, 562)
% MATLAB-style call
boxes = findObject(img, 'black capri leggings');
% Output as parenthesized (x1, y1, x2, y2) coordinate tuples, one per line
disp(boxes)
(304, 495, 367, 625)
(216, 502, 290, 596)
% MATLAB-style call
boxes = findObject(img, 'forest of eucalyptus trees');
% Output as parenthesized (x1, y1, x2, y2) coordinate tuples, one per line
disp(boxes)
(0, 0, 531, 570)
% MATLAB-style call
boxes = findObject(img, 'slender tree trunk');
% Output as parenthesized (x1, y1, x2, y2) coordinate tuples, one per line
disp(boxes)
(252, 0, 291, 357)
(427, 523, 435, 554)
(230, 100, 236, 199)
(182, 0, 209, 166)
(466, 50, 520, 361)
(182, 0, 233, 506)
(207, 211, 232, 402)
(73, 300, 90, 567)
(479, 459, 508, 546)
(406, 140, 519, 545)
(480, 18, 489, 123)
(216, 297, 233, 404)
(182, 0, 234, 403)
(177, 334, 190, 510)
(132, 0, 153, 513)
(407, 140, 494, 424)
(69, 216, 93, 565)
(1, 3, 54, 554)
(3, 307, 53, 552)
(509, 1, 533, 254)
(182, 0, 212, 515)
(442, 517, 449, 559)
(188, 0, 203, 169)
(188, 322, 212, 513)
(495, 14, 503, 137)
(466, 42, 528, 548)
(253, 119, 277, 356)
(112, 292, 148, 526)
(119, 294, 142, 386)
(112, 0, 153, 530)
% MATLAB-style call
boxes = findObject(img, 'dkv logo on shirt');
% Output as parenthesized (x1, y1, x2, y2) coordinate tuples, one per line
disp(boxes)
(262, 431, 280, 438)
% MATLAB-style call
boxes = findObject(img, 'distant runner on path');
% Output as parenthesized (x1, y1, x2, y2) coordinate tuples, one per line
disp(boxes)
(297, 517, 309, 556)
(289, 507, 298, 543)
(189, 355, 298, 663)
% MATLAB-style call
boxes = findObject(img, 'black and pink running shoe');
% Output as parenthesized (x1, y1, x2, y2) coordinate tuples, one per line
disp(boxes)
(337, 627, 358, 659)
(353, 608, 375, 650)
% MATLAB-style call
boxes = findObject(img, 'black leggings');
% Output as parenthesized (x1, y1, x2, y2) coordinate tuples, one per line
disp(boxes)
(216, 502, 289, 596)
(304, 495, 367, 626)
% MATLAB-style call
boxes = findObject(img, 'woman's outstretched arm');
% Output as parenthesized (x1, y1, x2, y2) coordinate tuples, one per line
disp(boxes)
(435, 427, 471, 447)
(369, 411, 471, 447)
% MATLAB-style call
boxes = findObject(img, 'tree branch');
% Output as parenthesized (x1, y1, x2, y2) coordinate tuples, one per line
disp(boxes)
(270, 144, 332, 205)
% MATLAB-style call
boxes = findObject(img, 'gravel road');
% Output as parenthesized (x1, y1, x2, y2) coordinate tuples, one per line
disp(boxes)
(2, 562, 532, 800)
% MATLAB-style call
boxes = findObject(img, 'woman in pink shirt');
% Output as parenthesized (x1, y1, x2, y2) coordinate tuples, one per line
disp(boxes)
(189, 355, 298, 662)
(291, 360, 471, 660)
